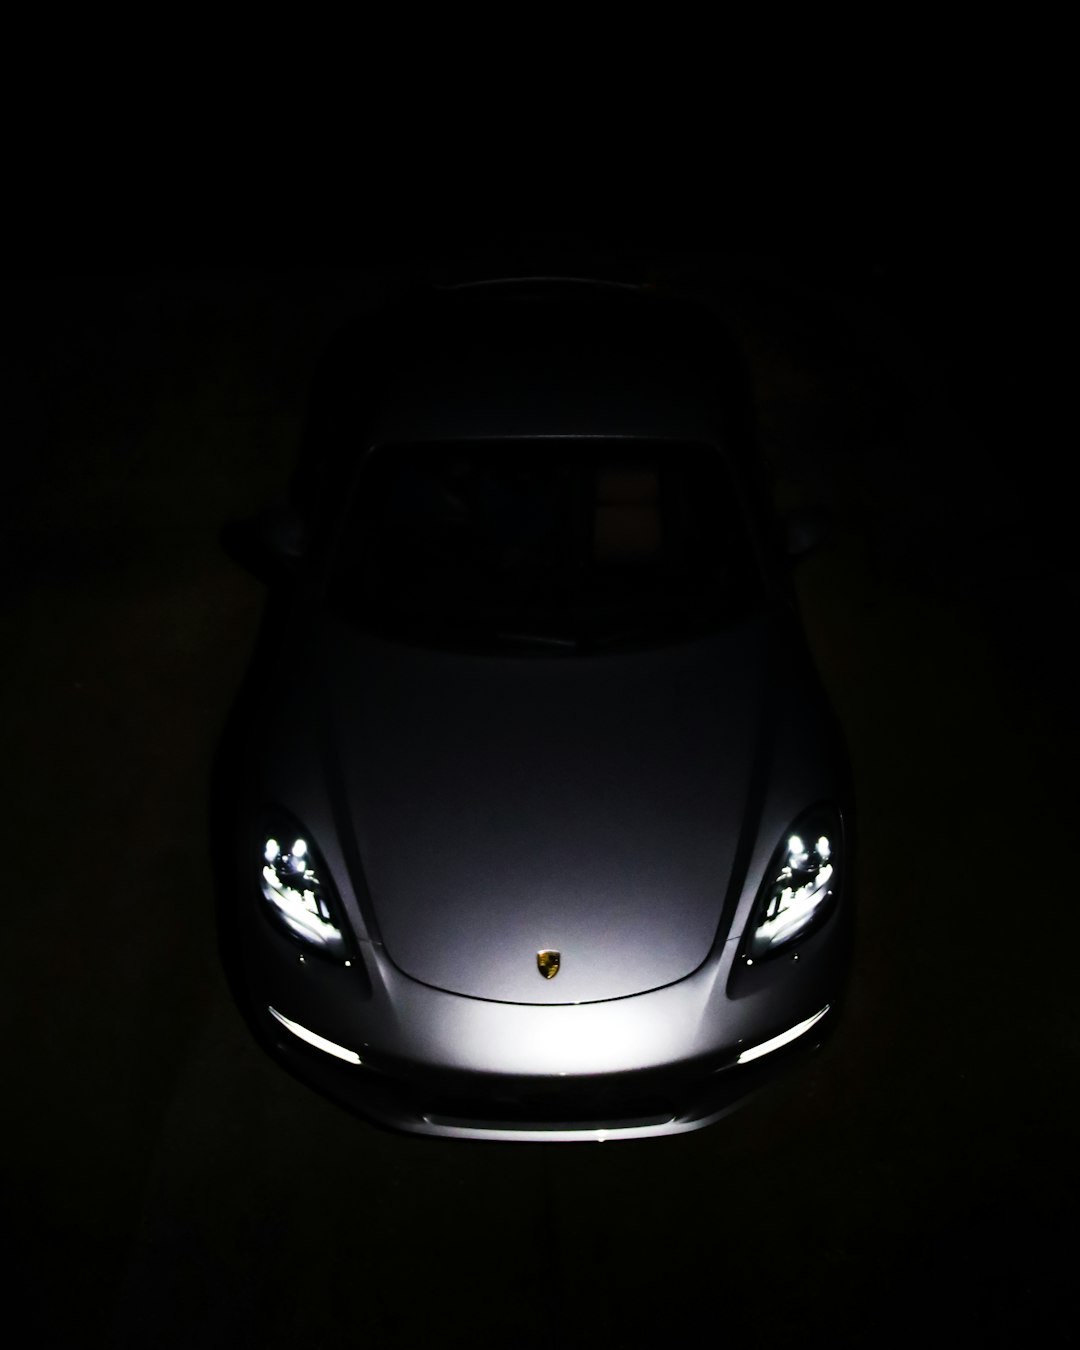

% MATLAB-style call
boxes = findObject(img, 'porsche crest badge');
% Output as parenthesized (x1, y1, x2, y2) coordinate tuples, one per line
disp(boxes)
(537, 949, 561, 979)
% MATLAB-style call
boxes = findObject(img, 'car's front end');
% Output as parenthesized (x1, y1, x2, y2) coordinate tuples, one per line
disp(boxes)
(235, 881, 850, 1143)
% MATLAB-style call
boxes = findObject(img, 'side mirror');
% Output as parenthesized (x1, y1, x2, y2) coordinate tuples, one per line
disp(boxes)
(784, 504, 832, 561)
(220, 501, 308, 586)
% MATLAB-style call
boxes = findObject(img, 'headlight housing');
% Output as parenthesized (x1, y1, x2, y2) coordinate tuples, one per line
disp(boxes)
(747, 806, 841, 961)
(259, 816, 348, 959)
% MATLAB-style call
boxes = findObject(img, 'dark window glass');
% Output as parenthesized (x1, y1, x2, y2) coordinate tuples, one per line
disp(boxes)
(327, 441, 761, 652)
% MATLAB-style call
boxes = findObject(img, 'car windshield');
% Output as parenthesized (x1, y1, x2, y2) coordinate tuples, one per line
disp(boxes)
(327, 441, 763, 652)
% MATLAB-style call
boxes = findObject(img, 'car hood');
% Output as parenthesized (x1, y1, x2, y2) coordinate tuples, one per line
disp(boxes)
(320, 618, 773, 1004)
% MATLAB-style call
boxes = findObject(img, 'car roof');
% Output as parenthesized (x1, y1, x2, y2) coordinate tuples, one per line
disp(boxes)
(314, 277, 755, 450)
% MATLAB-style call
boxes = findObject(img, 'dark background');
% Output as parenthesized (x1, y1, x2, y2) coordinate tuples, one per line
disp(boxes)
(3, 229, 1077, 1347)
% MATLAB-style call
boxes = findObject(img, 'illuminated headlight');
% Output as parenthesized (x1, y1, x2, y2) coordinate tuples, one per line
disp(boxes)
(748, 808, 841, 960)
(259, 820, 347, 959)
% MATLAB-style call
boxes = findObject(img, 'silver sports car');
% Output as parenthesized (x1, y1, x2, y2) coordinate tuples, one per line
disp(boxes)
(213, 276, 853, 1141)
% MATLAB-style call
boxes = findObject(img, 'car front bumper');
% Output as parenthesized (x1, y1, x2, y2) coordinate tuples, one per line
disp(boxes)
(225, 878, 851, 1142)
(259, 997, 837, 1142)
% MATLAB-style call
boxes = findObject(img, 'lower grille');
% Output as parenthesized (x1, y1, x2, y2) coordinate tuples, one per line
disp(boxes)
(423, 1109, 675, 1133)
(415, 1082, 677, 1128)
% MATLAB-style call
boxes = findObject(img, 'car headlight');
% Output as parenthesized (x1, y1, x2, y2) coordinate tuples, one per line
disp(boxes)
(259, 818, 348, 959)
(747, 807, 841, 961)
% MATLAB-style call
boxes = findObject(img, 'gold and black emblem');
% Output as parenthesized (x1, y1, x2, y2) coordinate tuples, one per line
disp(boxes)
(537, 949, 561, 979)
